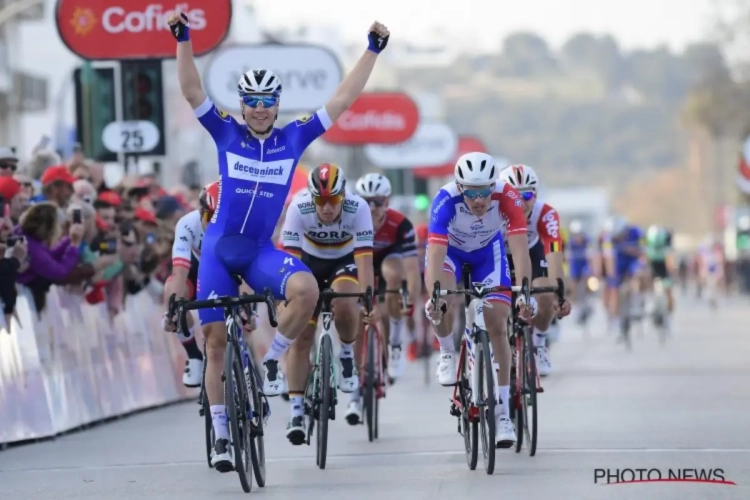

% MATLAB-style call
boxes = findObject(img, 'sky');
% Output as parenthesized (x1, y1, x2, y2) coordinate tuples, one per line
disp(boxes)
(254, 0, 715, 52)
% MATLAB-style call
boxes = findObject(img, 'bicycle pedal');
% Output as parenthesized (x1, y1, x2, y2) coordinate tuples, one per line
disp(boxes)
(449, 404, 461, 417)
(536, 386, 544, 393)
(198, 408, 204, 417)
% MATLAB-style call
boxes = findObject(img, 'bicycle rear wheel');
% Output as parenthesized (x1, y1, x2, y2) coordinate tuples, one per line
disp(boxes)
(364, 326, 377, 443)
(477, 330, 496, 475)
(317, 335, 333, 469)
(224, 341, 252, 492)
(247, 359, 266, 486)
(522, 328, 538, 456)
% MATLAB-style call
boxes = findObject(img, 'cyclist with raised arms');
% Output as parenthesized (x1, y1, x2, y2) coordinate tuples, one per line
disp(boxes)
(281, 164, 377, 439)
(167, 12, 389, 471)
(354, 173, 421, 381)
(162, 181, 217, 387)
(499, 165, 573, 376)
(425, 152, 534, 448)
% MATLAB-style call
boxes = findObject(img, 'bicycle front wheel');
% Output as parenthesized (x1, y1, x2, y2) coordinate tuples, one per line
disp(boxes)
(459, 345, 478, 470)
(224, 342, 252, 493)
(477, 330, 496, 475)
(317, 334, 333, 469)
(364, 327, 377, 443)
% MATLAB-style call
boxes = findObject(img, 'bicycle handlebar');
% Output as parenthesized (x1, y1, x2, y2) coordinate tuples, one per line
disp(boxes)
(382, 279, 409, 310)
(168, 288, 279, 331)
(430, 277, 566, 324)
(318, 286, 375, 315)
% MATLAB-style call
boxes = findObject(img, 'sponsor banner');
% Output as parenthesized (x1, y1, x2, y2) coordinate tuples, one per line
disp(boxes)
(56, 0, 232, 60)
(0, 285, 196, 445)
(323, 92, 419, 145)
(364, 122, 457, 168)
(205, 44, 343, 114)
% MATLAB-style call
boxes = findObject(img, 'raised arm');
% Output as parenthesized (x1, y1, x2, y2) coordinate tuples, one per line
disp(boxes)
(168, 12, 207, 109)
(325, 22, 390, 122)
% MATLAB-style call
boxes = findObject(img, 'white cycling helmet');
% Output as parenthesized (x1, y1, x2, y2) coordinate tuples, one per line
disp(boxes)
(604, 215, 628, 235)
(355, 173, 392, 197)
(237, 69, 283, 96)
(570, 219, 584, 234)
(454, 152, 497, 187)
(499, 164, 539, 191)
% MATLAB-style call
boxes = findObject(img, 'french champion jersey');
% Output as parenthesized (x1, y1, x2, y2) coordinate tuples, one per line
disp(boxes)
(171, 209, 203, 269)
(428, 181, 527, 252)
(195, 97, 332, 240)
(280, 190, 374, 260)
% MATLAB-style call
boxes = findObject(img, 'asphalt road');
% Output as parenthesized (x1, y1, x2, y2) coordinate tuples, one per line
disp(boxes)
(1, 294, 748, 500)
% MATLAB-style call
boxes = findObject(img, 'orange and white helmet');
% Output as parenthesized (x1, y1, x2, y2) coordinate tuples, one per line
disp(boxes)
(499, 164, 539, 192)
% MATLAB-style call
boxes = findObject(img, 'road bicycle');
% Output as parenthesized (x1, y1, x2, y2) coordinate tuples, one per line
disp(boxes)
(508, 278, 565, 457)
(303, 286, 374, 469)
(170, 290, 276, 494)
(382, 280, 416, 384)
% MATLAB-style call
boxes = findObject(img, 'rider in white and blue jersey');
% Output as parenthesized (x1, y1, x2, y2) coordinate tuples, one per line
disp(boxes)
(424, 152, 536, 448)
(168, 11, 390, 472)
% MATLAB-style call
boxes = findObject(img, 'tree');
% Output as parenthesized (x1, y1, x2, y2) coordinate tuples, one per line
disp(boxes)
(561, 33, 623, 88)
(497, 32, 557, 76)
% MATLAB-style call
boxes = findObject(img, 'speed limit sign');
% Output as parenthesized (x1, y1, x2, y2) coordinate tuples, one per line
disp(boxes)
(102, 121, 160, 154)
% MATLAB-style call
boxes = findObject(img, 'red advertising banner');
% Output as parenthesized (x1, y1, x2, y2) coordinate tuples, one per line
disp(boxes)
(56, 0, 232, 60)
(323, 92, 419, 145)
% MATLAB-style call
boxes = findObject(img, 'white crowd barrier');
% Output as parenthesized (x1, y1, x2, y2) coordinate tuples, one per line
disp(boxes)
(0, 285, 197, 445)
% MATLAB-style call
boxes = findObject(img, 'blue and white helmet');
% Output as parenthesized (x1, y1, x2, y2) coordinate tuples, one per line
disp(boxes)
(237, 69, 282, 97)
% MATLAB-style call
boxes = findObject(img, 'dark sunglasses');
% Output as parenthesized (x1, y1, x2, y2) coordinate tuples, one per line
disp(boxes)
(242, 95, 278, 108)
(364, 197, 386, 207)
(0, 162, 17, 172)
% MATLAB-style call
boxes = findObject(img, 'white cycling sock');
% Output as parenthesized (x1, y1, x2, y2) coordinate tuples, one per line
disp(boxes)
(436, 332, 456, 353)
(339, 340, 354, 358)
(533, 328, 547, 348)
(349, 386, 360, 402)
(263, 331, 294, 362)
(389, 317, 404, 346)
(290, 395, 304, 418)
(210, 405, 229, 441)
(494, 386, 510, 417)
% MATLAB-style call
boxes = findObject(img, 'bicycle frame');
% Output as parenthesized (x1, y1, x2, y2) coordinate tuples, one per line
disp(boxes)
(452, 295, 489, 422)
(311, 311, 338, 408)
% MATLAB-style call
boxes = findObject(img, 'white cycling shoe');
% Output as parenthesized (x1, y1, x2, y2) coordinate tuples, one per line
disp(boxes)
(388, 345, 407, 379)
(183, 358, 203, 388)
(535, 346, 552, 377)
(262, 359, 287, 396)
(436, 352, 457, 386)
(495, 414, 516, 448)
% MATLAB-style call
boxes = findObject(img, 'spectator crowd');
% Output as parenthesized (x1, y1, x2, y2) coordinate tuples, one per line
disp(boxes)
(0, 144, 202, 329)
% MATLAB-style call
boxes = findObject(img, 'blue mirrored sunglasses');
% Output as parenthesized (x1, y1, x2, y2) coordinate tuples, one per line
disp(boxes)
(461, 186, 493, 200)
(519, 190, 535, 201)
(242, 95, 278, 108)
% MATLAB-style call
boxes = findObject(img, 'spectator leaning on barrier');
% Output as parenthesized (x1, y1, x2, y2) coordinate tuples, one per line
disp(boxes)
(0, 147, 19, 178)
(15, 202, 94, 313)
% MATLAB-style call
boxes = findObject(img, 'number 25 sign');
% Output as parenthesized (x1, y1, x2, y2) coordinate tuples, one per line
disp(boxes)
(102, 120, 160, 153)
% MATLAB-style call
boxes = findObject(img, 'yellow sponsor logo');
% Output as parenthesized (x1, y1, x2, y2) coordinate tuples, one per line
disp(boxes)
(70, 7, 97, 36)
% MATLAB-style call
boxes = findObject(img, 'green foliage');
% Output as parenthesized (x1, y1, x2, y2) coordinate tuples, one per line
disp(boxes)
(396, 31, 730, 178)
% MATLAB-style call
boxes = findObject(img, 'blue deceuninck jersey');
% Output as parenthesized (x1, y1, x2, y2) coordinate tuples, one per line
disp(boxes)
(193, 97, 332, 324)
